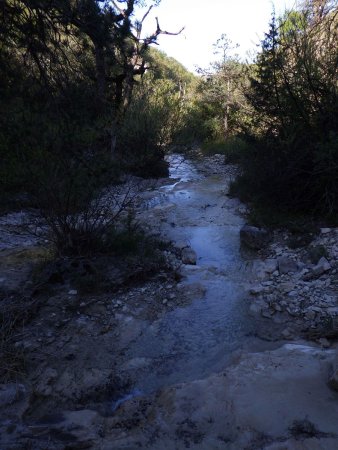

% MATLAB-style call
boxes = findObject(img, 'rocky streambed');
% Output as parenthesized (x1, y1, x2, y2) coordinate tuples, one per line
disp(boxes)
(0, 154, 338, 450)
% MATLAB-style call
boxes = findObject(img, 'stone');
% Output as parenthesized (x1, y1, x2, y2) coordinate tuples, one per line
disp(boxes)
(68, 289, 78, 296)
(303, 257, 331, 281)
(153, 202, 176, 211)
(304, 309, 316, 321)
(263, 259, 278, 273)
(110, 344, 338, 450)
(282, 328, 294, 339)
(0, 384, 26, 408)
(262, 309, 273, 319)
(321, 228, 332, 234)
(327, 307, 338, 316)
(249, 285, 265, 295)
(249, 300, 266, 315)
(280, 282, 295, 293)
(240, 225, 271, 250)
(181, 247, 197, 265)
(175, 240, 189, 250)
(318, 338, 330, 348)
(278, 257, 298, 274)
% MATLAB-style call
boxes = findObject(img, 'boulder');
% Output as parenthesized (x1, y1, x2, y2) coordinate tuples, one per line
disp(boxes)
(181, 247, 197, 265)
(263, 258, 278, 273)
(175, 241, 189, 251)
(303, 257, 331, 281)
(240, 225, 271, 250)
(278, 257, 298, 274)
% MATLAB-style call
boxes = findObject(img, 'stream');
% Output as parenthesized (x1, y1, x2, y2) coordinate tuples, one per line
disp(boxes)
(118, 154, 258, 399)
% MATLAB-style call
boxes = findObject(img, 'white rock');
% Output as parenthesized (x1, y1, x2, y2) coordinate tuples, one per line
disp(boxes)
(68, 290, 78, 296)
(321, 228, 332, 234)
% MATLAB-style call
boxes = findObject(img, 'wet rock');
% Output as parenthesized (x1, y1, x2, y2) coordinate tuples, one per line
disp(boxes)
(249, 299, 266, 316)
(240, 225, 271, 250)
(175, 241, 189, 251)
(181, 247, 197, 265)
(278, 257, 298, 274)
(178, 282, 206, 300)
(110, 344, 338, 450)
(249, 285, 265, 295)
(153, 203, 176, 212)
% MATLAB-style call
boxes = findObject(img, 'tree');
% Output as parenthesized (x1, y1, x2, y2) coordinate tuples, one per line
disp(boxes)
(196, 34, 247, 141)
(237, 0, 338, 217)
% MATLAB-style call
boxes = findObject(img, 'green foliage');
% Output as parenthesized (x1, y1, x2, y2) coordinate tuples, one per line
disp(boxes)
(0, 0, 198, 258)
(234, 2, 338, 220)
(307, 245, 329, 264)
(201, 136, 249, 162)
(117, 71, 194, 176)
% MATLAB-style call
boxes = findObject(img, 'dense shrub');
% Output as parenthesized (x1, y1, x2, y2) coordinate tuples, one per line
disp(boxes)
(233, 3, 338, 220)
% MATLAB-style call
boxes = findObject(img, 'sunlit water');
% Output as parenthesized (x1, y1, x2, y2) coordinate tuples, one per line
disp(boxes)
(115, 154, 257, 402)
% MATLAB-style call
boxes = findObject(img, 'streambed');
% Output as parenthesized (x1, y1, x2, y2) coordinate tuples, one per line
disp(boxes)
(119, 154, 258, 395)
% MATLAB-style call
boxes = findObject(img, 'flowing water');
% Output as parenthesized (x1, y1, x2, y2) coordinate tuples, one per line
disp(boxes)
(118, 155, 257, 400)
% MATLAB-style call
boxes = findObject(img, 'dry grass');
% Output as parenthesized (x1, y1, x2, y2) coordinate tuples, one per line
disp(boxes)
(0, 293, 37, 382)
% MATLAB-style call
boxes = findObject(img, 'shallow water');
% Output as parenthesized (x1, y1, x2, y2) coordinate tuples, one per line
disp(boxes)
(120, 155, 257, 395)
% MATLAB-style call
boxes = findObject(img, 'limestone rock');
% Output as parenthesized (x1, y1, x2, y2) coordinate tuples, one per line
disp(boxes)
(303, 257, 331, 281)
(181, 247, 197, 265)
(175, 240, 189, 251)
(278, 257, 298, 274)
(249, 284, 265, 295)
(240, 225, 271, 250)
(263, 258, 278, 273)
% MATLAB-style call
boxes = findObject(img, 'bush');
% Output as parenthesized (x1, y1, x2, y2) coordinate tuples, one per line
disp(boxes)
(235, 5, 338, 222)
(32, 168, 138, 257)
(201, 136, 249, 162)
(116, 77, 184, 178)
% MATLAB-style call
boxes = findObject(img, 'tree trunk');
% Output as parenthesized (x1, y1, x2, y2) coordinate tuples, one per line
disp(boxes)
(94, 42, 106, 104)
(223, 103, 229, 140)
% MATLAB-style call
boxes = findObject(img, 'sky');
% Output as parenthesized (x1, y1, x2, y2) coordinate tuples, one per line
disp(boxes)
(138, 0, 297, 72)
